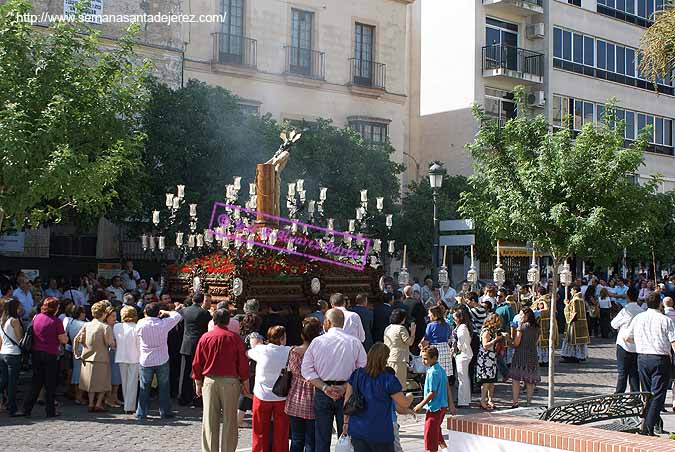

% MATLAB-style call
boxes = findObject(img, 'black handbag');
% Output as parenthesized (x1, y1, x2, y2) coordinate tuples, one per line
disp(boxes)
(18, 323, 33, 354)
(272, 347, 294, 397)
(344, 368, 366, 416)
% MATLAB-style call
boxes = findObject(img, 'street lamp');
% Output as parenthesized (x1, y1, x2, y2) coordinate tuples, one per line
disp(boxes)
(527, 247, 540, 286)
(429, 162, 446, 284)
(493, 241, 505, 288)
(560, 260, 573, 302)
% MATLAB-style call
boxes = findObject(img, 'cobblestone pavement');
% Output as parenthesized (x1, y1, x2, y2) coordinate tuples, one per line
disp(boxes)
(2, 339, 674, 451)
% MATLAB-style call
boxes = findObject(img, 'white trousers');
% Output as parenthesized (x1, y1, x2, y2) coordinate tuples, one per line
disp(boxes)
(119, 362, 140, 412)
(456, 354, 472, 407)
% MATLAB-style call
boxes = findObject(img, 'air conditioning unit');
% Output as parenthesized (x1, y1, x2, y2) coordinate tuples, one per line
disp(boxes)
(527, 23, 545, 39)
(527, 91, 546, 108)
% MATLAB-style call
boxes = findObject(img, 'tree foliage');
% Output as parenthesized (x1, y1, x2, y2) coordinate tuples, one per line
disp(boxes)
(639, 6, 675, 83)
(0, 0, 151, 232)
(459, 87, 655, 265)
(138, 80, 403, 237)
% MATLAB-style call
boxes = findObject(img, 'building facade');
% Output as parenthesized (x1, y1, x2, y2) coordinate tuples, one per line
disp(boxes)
(183, 0, 415, 187)
(410, 0, 675, 191)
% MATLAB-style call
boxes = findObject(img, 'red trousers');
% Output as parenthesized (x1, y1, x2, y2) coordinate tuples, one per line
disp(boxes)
(252, 396, 290, 452)
(424, 408, 447, 452)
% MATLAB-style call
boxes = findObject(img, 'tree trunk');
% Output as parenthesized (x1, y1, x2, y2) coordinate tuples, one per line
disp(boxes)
(548, 255, 561, 409)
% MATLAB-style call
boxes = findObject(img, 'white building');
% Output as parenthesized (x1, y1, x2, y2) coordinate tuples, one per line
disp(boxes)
(410, 0, 675, 191)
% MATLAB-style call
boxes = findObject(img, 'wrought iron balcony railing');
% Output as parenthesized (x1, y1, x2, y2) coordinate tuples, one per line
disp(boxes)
(349, 58, 386, 90)
(284, 46, 326, 80)
(482, 44, 544, 78)
(213, 32, 257, 67)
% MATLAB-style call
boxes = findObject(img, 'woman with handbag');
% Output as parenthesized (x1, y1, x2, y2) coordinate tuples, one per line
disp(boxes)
(248, 325, 291, 452)
(0, 298, 24, 416)
(285, 318, 322, 452)
(342, 343, 415, 452)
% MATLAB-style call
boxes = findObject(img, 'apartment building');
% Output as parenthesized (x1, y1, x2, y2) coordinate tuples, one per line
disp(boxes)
(183, 0, 416, 186)
(410, 0, 675, 191)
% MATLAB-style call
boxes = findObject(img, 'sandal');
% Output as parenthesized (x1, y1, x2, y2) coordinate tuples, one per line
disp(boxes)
(480, 402, 491, 411)
(511, 403, 519, 409)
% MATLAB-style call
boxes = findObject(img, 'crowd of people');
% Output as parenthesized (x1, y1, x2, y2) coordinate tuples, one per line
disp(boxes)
(2, 263, 675, 450)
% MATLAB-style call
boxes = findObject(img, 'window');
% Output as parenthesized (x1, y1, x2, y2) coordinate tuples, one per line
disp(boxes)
(354, 23, 375, 82)
(574, 100, 583, 130)
(563, 30, 572, 60)
(485, 18, 518, 71)
(554, 28, 562, 59)
(665, 119, 673, 146)
(584, 36, 594, 66)
(584, 102, 594, 125)
(596, 105, 605, 123)
(626, 48, 636, 77)
(349, 121, 388, 145)
(597, 40, 606, 69)
(290, 9, 314, 74)
(220, 0, 245, 62)
(573, 33, 583, 64)
(484, 88, 517, 126)
(239, 103, 260, 116)
(656, 118, 664, 145)
(606, 43, 615, 72)
(568, 0, 582, 5)
(625, 111, 636, 139)
(616, 46, 625, 75)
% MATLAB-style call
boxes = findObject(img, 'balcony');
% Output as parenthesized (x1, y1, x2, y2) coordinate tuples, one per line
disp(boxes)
(349, 58, 386, 91)
(284, 46, 325, 81)
(212, 32, 257, 69)
(482, 0, 544, 16)
(482, 44, 544, 84)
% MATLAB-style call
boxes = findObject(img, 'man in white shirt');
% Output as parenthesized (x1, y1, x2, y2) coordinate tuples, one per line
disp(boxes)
(610, 287, 643, 393)
(625, 292, 675, 436)
(120, 259, 141, 291)
(440, 282, 457, 308)
(106, 275, 125, 304)
(13, 276, 34, 320)
(329, 293, 365, 343)
(611, 278, 629, 308)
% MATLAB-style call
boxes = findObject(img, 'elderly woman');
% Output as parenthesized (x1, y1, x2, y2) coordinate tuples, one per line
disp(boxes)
(248, 326, 291, 452)
(75, 301, 115, 412)
(383, 308, 416, 388)
(22, 297, 68, 417)
(66, 306, 88, 405)
(114, 306, 140, 414)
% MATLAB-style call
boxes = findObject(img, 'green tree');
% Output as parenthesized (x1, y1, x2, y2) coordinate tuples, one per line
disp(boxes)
(639, 6, 675, 84)
(138, 81, 403, 240)
(459, 88, 654, 407)
(626, 190, 675, 269)
(0, 0, 151, 232)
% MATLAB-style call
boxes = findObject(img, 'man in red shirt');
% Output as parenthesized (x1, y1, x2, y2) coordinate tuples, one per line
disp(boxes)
(193, 307, 250, 452)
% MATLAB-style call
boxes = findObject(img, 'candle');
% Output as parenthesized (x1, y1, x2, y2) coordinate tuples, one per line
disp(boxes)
(308, 200, 315, 214)
(291, 222, 298, 233)
(152, 210, 160, 225)
(374, 239, 381, 252)
(349, 220, 355, 232)
(189, 204, 197, 217)
(188, 234, 195, 248)
(158, 236, 165, 251)
(288, 182, 296, 196)
(299, 190, 306, 202)
(176, 232, 184, 247)
(327, 218, 334, 230)
(148, 235, 155, 250)
(376, 197, 384, 211)
(233, 176, 241, 190)
(177, 185, 185, 198)
(296, 179, 304, 191)
(388, 240, 395, 254)
(319, 187, 327, 201)
(249, 183, 256, 196)
(317, 203, 324, 214)
(226, 185, 234, 199)
(196, 234, 204, 247)
(471, 244, 475, 265)
(269, 229, 278, 245)
(356, 208, 363, 220)
(360, 189, 368, 202)
(172, 196, 180, 209)
(386, 214, 393, 228)
(303, 225, 308, 234)
(141, 234, 148, 250)
(165, 193, 174, 208)
(403, 245, 407, 268)
(205, 230, 213, 243)
(247, 240, 254, 250)
(496, 240, 500, 264)
(443, 245, 447, 267)
(233, 209, 241, 219)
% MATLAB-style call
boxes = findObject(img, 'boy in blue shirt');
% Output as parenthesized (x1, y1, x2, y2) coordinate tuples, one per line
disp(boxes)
(415, 347, 456, 452)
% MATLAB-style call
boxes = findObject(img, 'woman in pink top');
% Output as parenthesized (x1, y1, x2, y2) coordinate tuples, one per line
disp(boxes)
(22, 297, 68, 417)
(285, 318, 322, 452)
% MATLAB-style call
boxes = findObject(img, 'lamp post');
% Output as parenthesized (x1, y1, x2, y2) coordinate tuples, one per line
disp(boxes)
(429, 162, 445, 284)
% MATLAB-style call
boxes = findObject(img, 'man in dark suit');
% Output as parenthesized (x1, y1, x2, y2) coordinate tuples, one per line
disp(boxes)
(178, 292, 212, 406)
(350, 293, 374, 351)
(372, 293, 394, 344)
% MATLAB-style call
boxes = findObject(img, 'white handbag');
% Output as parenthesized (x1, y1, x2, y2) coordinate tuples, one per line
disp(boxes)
(335, 435, 354, 452)
(409, 353, 427, 374)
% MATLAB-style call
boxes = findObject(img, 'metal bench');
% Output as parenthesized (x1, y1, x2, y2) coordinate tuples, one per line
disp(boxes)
(538, 392, 653, 433)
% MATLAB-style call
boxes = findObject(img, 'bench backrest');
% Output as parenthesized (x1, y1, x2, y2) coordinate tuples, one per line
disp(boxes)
(538, 392, 652, 425)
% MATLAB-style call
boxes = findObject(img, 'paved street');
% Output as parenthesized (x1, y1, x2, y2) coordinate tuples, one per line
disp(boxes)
(2, 339, 674, 451)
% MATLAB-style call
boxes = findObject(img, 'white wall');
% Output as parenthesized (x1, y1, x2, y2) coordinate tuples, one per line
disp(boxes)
(447, 431, 567, 452)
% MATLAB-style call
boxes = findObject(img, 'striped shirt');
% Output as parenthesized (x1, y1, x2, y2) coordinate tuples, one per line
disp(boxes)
(470, 305, 487, 334)
(136, 311, 182, 367)
(625, 308, 675, 356)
